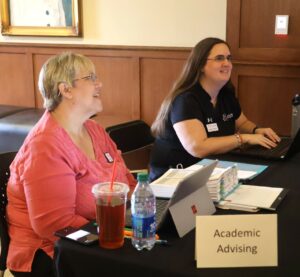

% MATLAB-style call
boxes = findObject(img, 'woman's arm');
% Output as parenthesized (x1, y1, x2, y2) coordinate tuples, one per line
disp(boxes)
(235, 112, 257, 134)
(236, 112, 280, 143)
(173, 116, 279, 158)
(24, 149, 89, 242)
(173, 119, 242, 158)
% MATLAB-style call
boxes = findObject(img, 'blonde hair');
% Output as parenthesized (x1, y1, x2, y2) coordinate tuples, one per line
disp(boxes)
(38, 52, 95, 111)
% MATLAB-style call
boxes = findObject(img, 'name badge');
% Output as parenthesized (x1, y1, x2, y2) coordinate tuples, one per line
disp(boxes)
(206, 123, 219, 132)
(104, 152, 114, 163)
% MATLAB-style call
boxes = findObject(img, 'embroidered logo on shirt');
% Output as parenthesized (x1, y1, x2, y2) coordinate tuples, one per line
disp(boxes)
(222, 113, 233, 121)
(207, 117, 213, 123)
(104, 152, 114, 163)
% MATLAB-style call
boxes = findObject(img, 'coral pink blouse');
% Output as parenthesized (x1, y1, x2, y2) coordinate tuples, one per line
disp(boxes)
(6, 111, 136, 272)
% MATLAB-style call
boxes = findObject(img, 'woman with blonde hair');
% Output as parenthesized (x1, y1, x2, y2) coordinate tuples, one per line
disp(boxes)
(7, 52, 136, 276)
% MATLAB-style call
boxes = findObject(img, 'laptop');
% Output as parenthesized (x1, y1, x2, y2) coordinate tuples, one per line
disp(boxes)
(125, 161, 217, 237)
(230, 128, 300, 160)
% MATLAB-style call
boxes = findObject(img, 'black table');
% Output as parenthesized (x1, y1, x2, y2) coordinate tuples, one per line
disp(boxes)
(54, 153, 300, 277)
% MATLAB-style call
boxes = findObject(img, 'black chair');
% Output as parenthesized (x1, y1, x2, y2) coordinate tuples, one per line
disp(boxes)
(0, 152, 17, 277)
(0, 105, 30, 119)
(106, 120, 155, 171)
(0, 108, 44, 153)
(106, 120, 154, 152)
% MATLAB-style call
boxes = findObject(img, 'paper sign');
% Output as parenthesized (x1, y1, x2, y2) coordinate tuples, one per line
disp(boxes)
(196, 214, 277, 268)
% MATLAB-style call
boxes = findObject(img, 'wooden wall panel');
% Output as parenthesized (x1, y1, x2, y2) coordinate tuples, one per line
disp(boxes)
(0, 43, 190, 127)
(240, 0, 300, 48)
(91, 56, 140, 119)
(33, 54, 52, 108)
(234, 63, 300, 136)
(238, 75, 298, 136)
(227, 0, 300, 137)
(140, 58, 187, 125)
(227, 0, 300, 62)
(34, 54, 141, 117)
(0, 52, 35, 106)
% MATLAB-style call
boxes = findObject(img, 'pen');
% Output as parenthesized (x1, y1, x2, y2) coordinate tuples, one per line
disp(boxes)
(124, 236, 169, 246)
(154, 239, 169, 246)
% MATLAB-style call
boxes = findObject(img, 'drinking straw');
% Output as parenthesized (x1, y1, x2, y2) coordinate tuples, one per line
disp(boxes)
(124, 229, 159, 240)
(110, 158, 117, 191)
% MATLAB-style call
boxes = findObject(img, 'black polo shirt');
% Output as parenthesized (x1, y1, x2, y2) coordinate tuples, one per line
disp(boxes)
(149, 82, 241, 181)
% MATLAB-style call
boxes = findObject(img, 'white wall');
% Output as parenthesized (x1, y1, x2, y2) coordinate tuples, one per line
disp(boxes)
(0, 0, 227, 47)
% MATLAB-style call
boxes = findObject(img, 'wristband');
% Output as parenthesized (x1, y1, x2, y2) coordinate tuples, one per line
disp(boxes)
(234, 133, 242, 148)
(252, 126, 259, 134)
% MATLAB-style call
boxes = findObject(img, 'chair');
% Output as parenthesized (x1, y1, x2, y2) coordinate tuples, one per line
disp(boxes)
(0, 108, 44, 153)
(0, 105, 30, 119)
(0, 152, 17, 277)
(106, 120, 155, 171)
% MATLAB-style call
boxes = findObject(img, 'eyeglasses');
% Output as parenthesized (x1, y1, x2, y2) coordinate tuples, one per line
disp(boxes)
(73, 73, 98, 83)
(207, 55, 233, 62)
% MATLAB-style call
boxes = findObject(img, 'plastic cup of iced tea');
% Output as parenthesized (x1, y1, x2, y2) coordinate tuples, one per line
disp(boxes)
(92, 182, 129, 249)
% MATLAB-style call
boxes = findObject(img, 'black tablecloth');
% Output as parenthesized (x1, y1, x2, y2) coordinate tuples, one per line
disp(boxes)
(54, 153, 300, 277)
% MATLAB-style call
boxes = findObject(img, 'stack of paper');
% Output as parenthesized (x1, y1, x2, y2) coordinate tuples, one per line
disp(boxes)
(217, 185, 288, 212)
(197, 159, 268, 181)
(149, 168, 198, 198)
(149, 162, 239, 201)
(201, 165, 239, 202)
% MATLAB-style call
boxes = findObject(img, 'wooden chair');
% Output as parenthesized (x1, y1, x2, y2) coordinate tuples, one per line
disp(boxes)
(106, 120, 155, 172)
(0, 152, 17, 277)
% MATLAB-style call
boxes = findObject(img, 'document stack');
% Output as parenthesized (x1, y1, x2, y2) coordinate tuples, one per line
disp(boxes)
(217, 185, 288, 212)
(205, 166, 239, 202)
(150, 162, 239, 201)
(196, 159, 268, 182)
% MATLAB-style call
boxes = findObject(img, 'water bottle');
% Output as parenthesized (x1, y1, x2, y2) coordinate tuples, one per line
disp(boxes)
(291, 94, 300, 137)
(131, 172, 156, 251)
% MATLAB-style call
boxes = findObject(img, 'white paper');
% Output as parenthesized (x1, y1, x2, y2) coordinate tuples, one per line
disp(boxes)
(237, 170, 257, 180)
(150, 168, 197, 198)
(223, 185, 283, 209)
(149, 165, 234, 199)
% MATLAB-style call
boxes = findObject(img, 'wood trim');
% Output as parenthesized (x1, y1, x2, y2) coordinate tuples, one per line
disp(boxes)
(226, 0, 241, 56)
(25, 51, 37, 107)
(0, 42, 190, 52)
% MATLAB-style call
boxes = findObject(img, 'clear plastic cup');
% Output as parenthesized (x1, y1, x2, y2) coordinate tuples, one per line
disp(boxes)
(92, 182, 129, 249)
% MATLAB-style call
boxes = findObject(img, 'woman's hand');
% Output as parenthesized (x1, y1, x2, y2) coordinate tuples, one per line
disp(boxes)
(254, 128, 281, 143)
(241, 133, 278, 149)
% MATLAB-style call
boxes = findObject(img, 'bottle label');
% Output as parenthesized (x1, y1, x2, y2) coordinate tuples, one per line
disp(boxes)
(132, 215, 156, 239)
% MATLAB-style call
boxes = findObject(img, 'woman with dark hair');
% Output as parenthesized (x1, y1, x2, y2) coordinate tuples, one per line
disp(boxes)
(150, 37, 280, 181)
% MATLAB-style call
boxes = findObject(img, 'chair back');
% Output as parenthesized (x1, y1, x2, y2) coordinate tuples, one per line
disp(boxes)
(106, 120, 154, 153)
(106, 120, 155, 171)
(0, 152, 17, 273)
(122, 144, 154, 171)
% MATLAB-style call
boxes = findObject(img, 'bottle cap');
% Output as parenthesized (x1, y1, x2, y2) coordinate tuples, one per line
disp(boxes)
(137, 172, 148, 182)
(292, 94, 300, 106)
